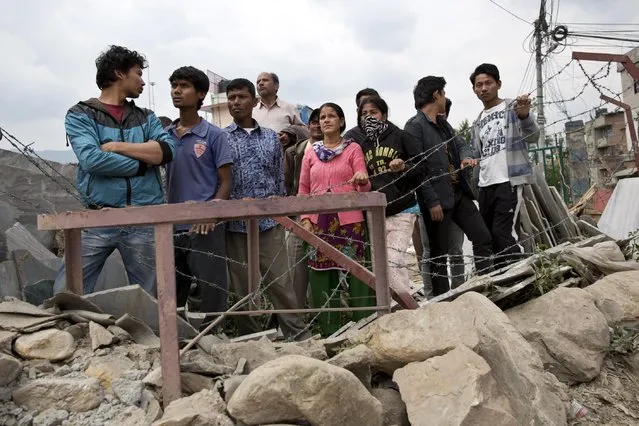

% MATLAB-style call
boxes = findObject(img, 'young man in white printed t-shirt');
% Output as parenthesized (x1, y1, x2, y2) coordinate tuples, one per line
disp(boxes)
(469, 63, 539, 269)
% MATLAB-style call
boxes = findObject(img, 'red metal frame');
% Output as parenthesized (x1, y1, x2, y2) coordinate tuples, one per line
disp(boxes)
(37, 192, 401, 406)
(600, 95, 639, 167)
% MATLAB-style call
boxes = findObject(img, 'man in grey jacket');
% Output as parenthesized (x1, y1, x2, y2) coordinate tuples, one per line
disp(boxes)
(405, 76, 493, 296)
(469, 63, 539, 268)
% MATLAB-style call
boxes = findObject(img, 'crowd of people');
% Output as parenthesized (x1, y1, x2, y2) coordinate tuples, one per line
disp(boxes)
(54, 45, 539, 339)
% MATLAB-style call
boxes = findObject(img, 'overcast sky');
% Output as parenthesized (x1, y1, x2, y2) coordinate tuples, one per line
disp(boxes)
(1, 0, 637, 153)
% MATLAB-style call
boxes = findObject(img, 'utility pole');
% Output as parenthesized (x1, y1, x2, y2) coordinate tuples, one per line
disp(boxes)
(534, 0, 548, 149)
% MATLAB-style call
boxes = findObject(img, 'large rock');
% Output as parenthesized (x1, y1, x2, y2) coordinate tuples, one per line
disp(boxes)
(0, 353, 22, 386)
(205, 339, 279, 372)
(394, 345, 516, 426)
(507, 287, 609, 383)
(327, 344, 375, 390)
(356, 301, 480, 372)
(360, 292, 567, 425)
(12, 378, 103, 412)
(89, 321, 116, 351)
(455, 292, 567, 424)
(13, 329, 76, 361)
(153, 389, 233, 426)
(181, 350, 234, 376)
(327, 344, 374, 370)
(275, 339, 328, 360)
(227, 355, 383, 426)
(585, 271, 639, 327)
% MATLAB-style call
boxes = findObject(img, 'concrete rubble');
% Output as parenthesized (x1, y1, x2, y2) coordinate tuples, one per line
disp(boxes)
(0, 178, 638, 424)
(0, 270, 634, 424)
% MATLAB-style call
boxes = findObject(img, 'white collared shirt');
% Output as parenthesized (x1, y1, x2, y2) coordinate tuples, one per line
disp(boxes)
(253, 97, 304, 133)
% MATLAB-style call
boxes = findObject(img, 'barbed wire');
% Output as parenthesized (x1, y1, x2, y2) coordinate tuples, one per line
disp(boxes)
(1, 52, 636, 340)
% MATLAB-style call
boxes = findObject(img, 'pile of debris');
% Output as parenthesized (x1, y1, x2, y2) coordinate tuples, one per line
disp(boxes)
(0, 266, 638, 425)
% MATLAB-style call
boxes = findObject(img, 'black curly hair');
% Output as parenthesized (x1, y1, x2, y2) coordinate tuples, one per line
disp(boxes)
(169, 66, 210, 109)
(95, 45, 147, 90)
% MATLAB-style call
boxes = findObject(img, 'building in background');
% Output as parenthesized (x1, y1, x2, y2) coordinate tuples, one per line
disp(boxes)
(584, 109, 631, 186)
(564, 120, 589, 200)
(617, 47, 639, 153)
(200, 70, 313, 129)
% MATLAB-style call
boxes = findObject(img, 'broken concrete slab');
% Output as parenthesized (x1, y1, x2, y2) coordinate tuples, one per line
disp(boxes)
(0, 297, 62, 332)
(84, 285, 197, 339)
(12, 249, 57, 291)
(0, 260, 21, 298)
(94, 251, 129, 293)
(0, 330, 18, 354)
(6, 222, 58, 263)
(63, 310, 116, 326)
(43, 291, 104, 313)
(22, 279, 53, 306)
(115, 313, 160, 348)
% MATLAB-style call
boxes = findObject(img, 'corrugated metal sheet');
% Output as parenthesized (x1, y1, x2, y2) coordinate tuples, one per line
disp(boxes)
(598, 177, 639, 239)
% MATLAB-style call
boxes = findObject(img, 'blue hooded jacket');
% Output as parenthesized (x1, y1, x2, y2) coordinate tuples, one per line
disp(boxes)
(65, 98, 176, 208)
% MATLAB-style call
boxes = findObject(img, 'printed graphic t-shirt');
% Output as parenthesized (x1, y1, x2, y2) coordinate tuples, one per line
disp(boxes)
(478, 101, 510, 187)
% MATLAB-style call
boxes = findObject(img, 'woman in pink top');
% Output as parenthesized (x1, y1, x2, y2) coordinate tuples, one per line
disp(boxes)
(298, 102, 375, 336)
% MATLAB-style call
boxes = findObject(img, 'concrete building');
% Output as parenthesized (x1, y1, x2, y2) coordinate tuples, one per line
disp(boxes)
(617, 47, 639, 152)
(564, 120, 589, 200)
(584, 109, 631, 186)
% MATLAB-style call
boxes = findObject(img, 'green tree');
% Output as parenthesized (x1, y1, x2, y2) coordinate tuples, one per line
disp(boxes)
(456, 119, 472, 142)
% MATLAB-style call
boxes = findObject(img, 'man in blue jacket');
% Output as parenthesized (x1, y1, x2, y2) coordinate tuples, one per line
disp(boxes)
(53, 45, 176, 296)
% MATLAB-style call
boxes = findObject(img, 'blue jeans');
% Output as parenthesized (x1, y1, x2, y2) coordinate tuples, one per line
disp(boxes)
(53, 227, 156, 296)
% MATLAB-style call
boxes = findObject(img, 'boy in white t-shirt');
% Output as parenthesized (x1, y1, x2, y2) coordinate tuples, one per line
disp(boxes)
(470, 63, 539, 268)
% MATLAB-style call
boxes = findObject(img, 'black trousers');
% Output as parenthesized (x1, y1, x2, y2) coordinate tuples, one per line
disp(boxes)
(174, 226, 228, 325)
(478, 182, 525, 269)
(422, 188, 493, 296)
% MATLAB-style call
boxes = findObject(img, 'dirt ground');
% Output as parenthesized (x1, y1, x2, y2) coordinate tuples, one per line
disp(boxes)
(567, 354, 639, 425)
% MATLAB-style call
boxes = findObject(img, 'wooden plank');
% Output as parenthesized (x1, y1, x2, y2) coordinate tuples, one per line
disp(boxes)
(230, 329, 277, 343)
(518, 202, 535, 254)
(64, 229, 82, 295)
(154, 224, 181, 406)
(524, 185, 554, 246)
(5, 222, 58, 262)
(246, 219, 261, 311)
(549, 186, 581, 238)
(38, 192, 387, 231)
(274, 216, 374, 285)
(327, 321, 356, 339)
(490, 265, 572, 304)
(368, 207, 395, 313)
(531, 168, 572, 241)
(274, 217, 416, 310)
(525, 199, 553, 248)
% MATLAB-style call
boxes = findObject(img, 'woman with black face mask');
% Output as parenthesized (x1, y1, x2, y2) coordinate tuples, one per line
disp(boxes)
(357, 96, 428, 296)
